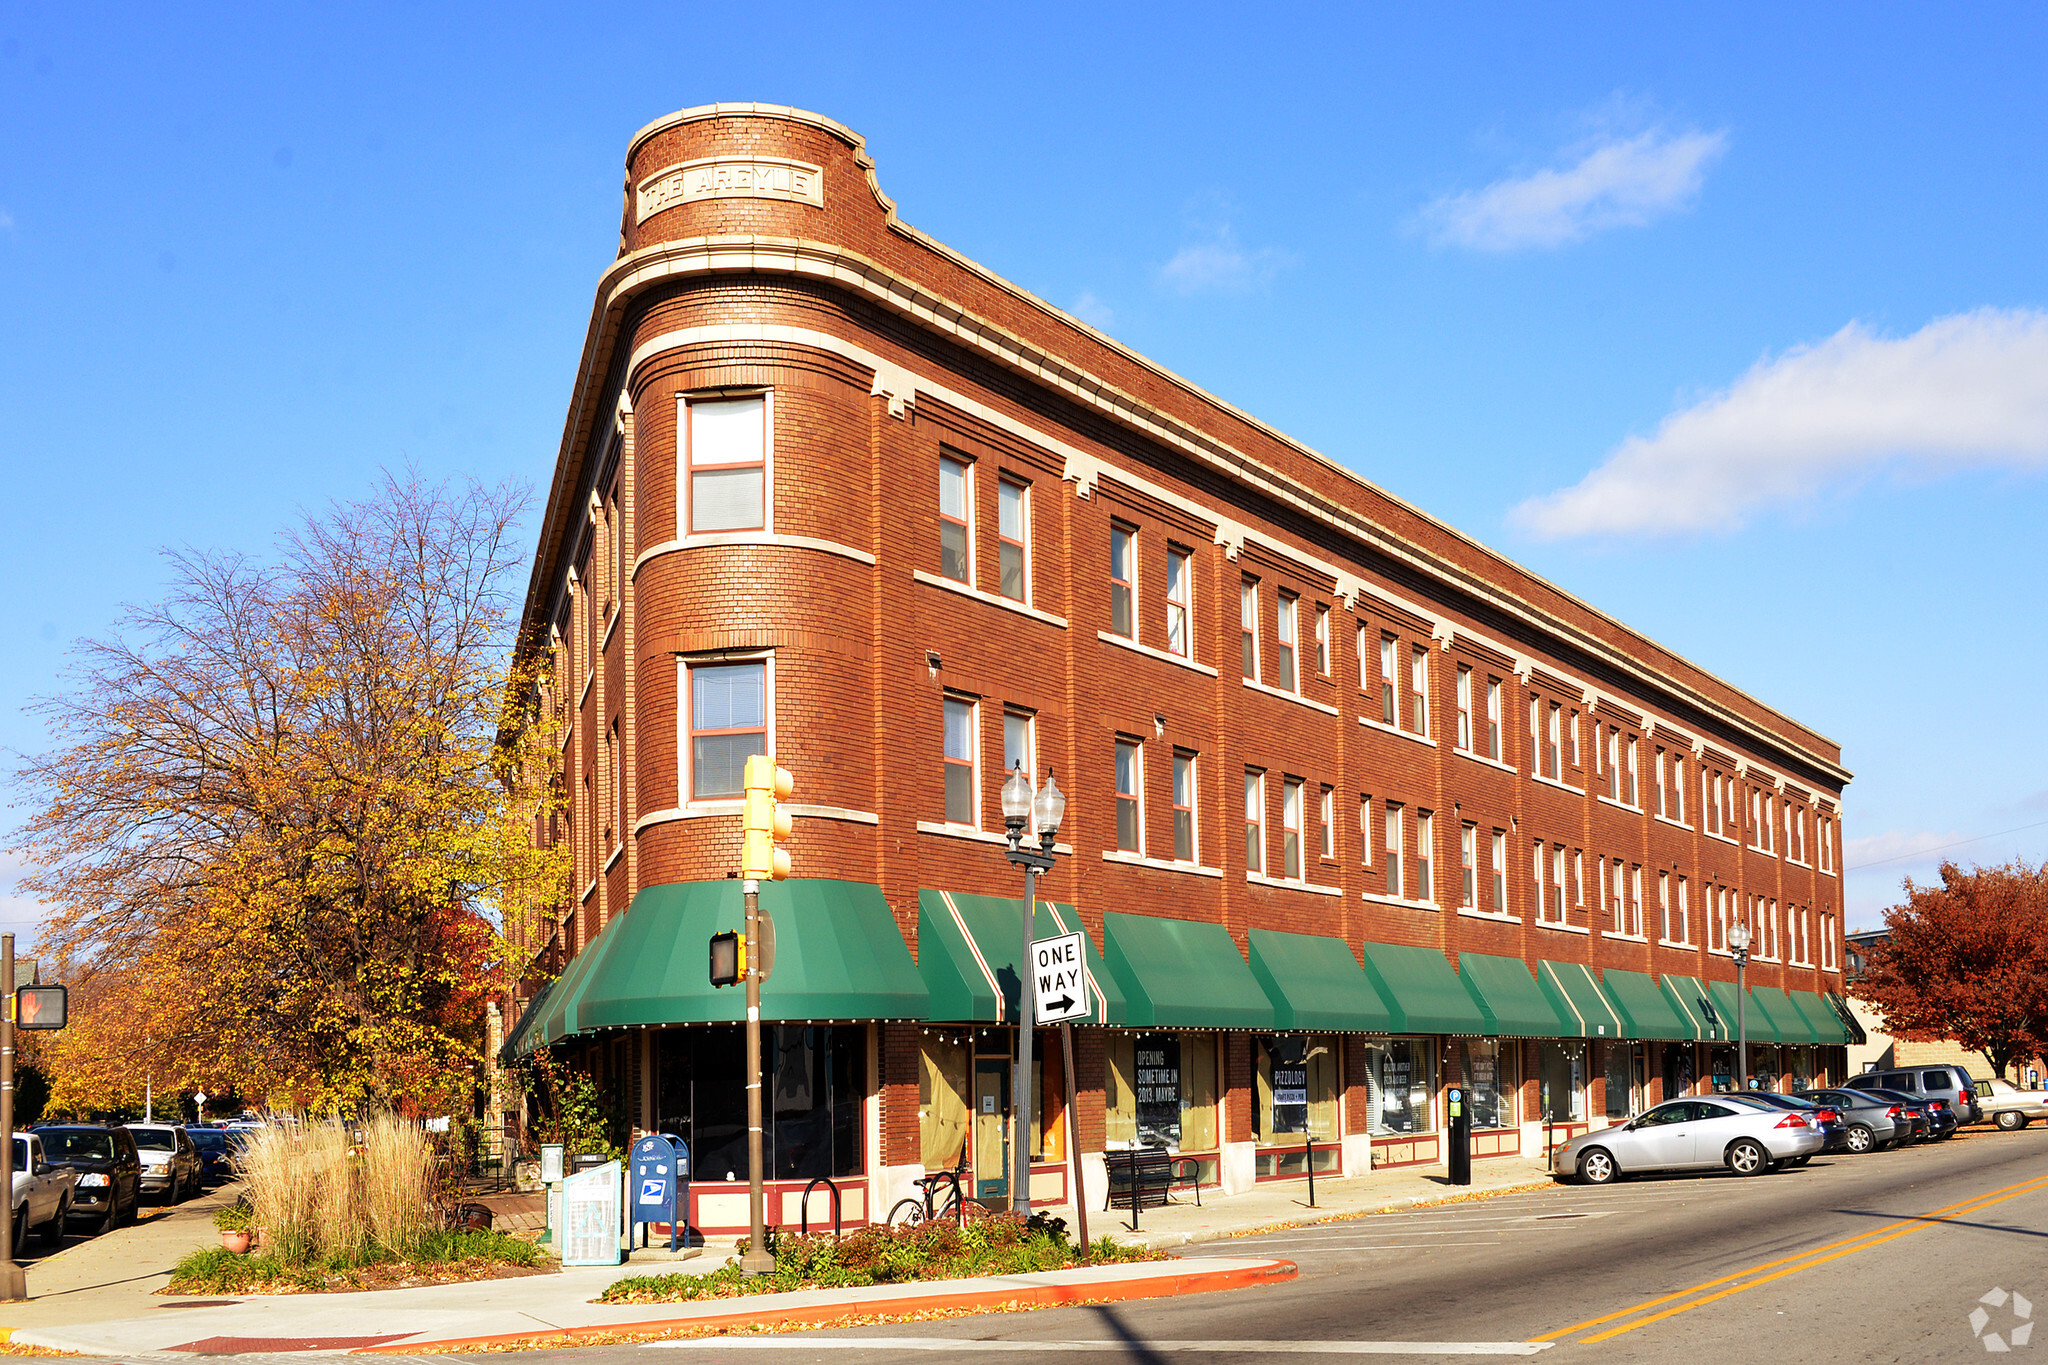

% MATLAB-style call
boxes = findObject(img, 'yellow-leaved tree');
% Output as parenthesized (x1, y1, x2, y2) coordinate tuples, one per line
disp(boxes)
(14, 472, 567, 1115)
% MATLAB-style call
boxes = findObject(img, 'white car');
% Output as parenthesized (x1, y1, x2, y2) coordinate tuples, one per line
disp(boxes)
(10, 1132, 79, 1254)
(1973, 1078, 2048, 1131)
(1551, 1097, 1827, 1183)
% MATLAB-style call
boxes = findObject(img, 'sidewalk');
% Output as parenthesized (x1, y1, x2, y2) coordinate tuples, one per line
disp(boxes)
(0, 1154, 1552, 1355)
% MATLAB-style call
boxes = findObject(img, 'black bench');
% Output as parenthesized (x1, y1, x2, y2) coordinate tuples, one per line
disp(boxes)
(1104, 1147, 1202, 1212)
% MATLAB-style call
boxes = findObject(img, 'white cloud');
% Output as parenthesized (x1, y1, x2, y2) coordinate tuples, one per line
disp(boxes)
(1513, 308, 2048, 539)
(1070, 290, 1114, 330)
(1159, 225, 1293, 296)
(1423, 127, 1727, 251)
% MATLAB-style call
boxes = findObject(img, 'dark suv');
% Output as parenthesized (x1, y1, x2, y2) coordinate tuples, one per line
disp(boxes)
(36, 1125, 143, 1232)
(1848, 1066, 1982, 1125)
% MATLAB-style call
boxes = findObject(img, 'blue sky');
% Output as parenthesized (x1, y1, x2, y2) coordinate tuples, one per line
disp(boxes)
(5, 4, 2047, 936)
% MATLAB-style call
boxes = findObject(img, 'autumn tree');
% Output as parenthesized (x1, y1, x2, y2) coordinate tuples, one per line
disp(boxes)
(1855, 860, 2048, 1079)
(13, 472, 568, 1115)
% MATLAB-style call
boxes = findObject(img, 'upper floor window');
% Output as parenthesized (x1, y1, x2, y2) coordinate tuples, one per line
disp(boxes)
(1570, 710, 1582, 768)
(1654, 749, 1667, 816)
(1672, 756, 1687, 823)
(1004, 709, 1036, 795)
(998, 479, 1029, 602)
(1545, 703, 1562, 781)
(1384, 803, 1404, 897)
(1490, 830, 1506, 912)
(1166, 548, 1192, 658)
(1455, 666, 1473, 751)
(1603, 727, 1620, 800)
(1659, 871, 1671, 941)
(938, 455, 972, 583)
(1281, 778, 1303, 879)
(1409, 646, 1429, 736)
(942, 694, 978, 826)
(1625, 737, 1639, 806)
(1819, 816, 1834, 872)
(1417, 810, 1435, 902)
(1115, 739, 1142, 853)
(1314, 606, 1329, 675)
(1244, 770, 1265, 873)
(1485, 677, 1502, 760)
(1172, 752, 1197, 862)
(1359, 796, 1373, 867)
(1822, 913, 1839, 969)
(686, 395, 768, 535)
(1675, 876, 1690, 944)
(1460, 822, 1477, 908)
(1319, 785, 1334, 860)
(1628, 865, 1644, 938)
(1276, 594, 1298, 691)
(1109, 524, 1136, 638)
(1379, 636, 1397, 725)
(604, 477, 622, 621)
(689, 660, 766, 800)
(1240, 580, 1259, 679)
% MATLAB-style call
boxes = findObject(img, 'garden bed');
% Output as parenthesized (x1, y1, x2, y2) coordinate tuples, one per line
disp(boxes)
(166, 1229, 550, 1295)
(597, 1214, 1158, 1305)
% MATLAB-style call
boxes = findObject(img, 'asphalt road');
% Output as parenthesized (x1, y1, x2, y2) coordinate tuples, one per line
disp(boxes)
(520, 1124, 2048, 1364)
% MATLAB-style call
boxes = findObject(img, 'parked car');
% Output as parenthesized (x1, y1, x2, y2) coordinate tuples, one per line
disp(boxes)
(9, 1132, 79, 1255)
(122, 1123, 202, 1203)
(1723, 1092, 1845, 1157)
(1795, 1088, 1905, 1152)
(1860, 1086, 1954, 1140)
(184, 1126, 237, 1185)
(1847, 1065, 1982, 1124)
(1552, 1097, 1826, 1183)
(38, 1124, 142, 1232)
(1971, 1078, 2048, 1131)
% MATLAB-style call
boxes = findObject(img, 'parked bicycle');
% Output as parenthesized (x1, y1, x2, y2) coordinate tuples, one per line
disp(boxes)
(886, 1147, 983, 1227)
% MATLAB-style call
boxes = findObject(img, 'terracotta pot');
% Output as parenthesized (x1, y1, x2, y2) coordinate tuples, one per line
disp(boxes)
(220, 1229, 252, 1254)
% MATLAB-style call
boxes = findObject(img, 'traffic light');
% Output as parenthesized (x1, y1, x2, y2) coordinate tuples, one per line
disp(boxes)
(14, 985, 66, 1030)
(741, 754, 794, 882)
(709, 931, 746, 987)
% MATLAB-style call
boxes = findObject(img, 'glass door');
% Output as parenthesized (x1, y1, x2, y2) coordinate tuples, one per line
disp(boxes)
(973, 1058, 1010, 1200)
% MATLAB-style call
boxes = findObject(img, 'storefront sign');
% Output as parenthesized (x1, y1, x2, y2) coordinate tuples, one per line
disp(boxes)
(1272, 1067, 1309, 1107)
(1135, 1038, 1182, 1147)
(636, 156, 826, 221)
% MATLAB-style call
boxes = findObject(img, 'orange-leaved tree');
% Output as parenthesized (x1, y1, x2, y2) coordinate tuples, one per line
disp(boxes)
(14, 471, 568, 1115)
(1854, 860, 2048, 1080)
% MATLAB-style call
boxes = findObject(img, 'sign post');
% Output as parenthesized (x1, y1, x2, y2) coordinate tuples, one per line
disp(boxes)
(0, 935, 23, 1302)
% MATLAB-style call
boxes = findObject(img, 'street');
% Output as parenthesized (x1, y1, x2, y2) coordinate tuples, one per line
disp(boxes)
(515, 1126, 2046, 1364)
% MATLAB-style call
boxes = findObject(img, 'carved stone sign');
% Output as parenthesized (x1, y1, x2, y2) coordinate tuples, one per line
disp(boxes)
(637, 156, 825, 221)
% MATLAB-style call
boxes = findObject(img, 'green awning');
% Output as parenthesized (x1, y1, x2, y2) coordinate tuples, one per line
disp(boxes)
(1600, 970, 1695, 1041)
(564, 878, 927, 1030)
(1823, 992, 1867, 1045)
(1358, 942, 1491, 1036)
(1704, 978, 1783, 1044)
(1761, 988, 1824, 1045)
(1538, 962, 1627, 1039)
(1660, 974, 1716, 1041)
(1247, 929, 1395, 1032)
(498, 978, 557, 1063)
(1456, 954, 1573, 1037)
(1781, 990, 1849, 1045)
(917, 891, 1124, 1026)
(1102, 912, 1274, 1029)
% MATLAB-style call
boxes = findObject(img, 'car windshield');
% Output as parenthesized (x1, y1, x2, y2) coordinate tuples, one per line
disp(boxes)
(42, 1131, 115, 1161)
(188, 1130, 226, 1150)
(129, 1130, 175, 1151)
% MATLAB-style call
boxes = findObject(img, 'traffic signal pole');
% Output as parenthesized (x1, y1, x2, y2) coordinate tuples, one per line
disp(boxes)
(1, 934, 25, 1301)
(741, 878, 772, 1276)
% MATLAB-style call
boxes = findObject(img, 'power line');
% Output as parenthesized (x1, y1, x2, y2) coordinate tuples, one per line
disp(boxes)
(1845, 818, 2048, 873)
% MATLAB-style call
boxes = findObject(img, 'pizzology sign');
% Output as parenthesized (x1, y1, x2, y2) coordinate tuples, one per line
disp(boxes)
(1032, 933, 1090, 1024)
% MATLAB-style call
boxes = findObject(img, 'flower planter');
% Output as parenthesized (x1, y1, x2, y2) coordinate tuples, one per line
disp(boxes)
(220, 1229, 252, 1254)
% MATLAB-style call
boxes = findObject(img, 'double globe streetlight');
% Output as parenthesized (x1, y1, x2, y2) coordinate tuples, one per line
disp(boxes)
(1000, 765, 1065, 1217)
(1728, 919, 1754, 1092)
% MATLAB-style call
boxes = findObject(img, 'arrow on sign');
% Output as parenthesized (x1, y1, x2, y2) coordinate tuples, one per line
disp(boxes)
(1046, 994, 1075, 1015)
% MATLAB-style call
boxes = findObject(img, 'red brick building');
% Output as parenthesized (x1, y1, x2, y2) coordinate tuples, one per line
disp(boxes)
(501, 104, 1856, 1231)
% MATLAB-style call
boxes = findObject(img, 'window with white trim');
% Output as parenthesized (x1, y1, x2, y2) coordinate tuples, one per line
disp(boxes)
(1360, 796, 1373, 867)
(1319, 785, 1334, 859)
(1166, 547, 1192, 658)
(1552, 844, 1568, 922)
(1820, 816, 1834, 872)
(1659, 871, 1671, 942)
(1490, 830, 1507, 912)
(1460, 822, 1476, 907)
(1532, 839, 1545, 919)
(1485, 677, 1502, 760)
(1314, 605, 1329, 676)
(1609, 858, 1624, 927)
(686, 395, 768, 534)
(1115, 738, 1143, 854)
(1381, 635, 1398, 725)
(1003, 709, 1036, 801)
(1385, 803, 1405, 897)
(1625, 737, 1639, 806)
(1241, 579, 1259, 680)
(997, 477, 1029, 603)
(1604, 727, 1619, 800)
(1570, 709, 1581, 769)
(1676, 876, 1690, 944)
(1822, 913, 1838, 969)
(1573, 849, 1585, 908)
(1109, 523, 1136, 639)
(1172, 751, 1197, 862)
(1244, 769, 1264, 873)
(938, 453, 972, 583)
(1628, 865, 1643, 938)
(1545, 703, 1562, 780)
(688, 659, 768, 800)
(1409, 648, 1430, 736)
(1281, 778, 1303, 879)
(1276, 593, 1298, 692)
(942, 694, 979, 826)
(1455, 666, 1473, 751)
(1417, 810, 1435, 902)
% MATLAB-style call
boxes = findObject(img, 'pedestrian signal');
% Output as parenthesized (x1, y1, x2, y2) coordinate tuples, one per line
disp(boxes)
(709, 931, 746, 987)
(15, 984, 67, 1030)
(741, 755, 795, 881)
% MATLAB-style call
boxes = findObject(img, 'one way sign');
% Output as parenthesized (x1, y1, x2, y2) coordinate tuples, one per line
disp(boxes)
(1032, 932, 1091, 1024)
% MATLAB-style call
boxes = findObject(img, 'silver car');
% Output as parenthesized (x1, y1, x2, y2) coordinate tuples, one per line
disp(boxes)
(1551, 1097, 1827, 1183)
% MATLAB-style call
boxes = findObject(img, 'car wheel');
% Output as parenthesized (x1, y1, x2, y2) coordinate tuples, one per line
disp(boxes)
(1727, 1139, 1769, 1176)
(1996, 1111, 2025, 1131)
(1845, 1124, 1874, 1153)
(1578, 1147, 1619, 1185)
(41, 1198, 68, 1249)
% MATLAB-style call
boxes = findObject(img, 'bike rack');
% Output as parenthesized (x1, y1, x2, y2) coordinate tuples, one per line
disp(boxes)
(800, 1176, 842, 1238)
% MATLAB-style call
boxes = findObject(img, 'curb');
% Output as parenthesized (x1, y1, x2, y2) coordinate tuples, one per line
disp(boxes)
(352, 1259, 1297, 1354)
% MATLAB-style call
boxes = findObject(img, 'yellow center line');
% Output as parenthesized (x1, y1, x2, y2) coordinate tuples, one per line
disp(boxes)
(1530, 1170, 2048, 1344)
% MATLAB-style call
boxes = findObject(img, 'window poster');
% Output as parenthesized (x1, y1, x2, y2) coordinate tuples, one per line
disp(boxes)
(1264, 1036, 1310, 1134)
(1134, 1036, 1182, 1148)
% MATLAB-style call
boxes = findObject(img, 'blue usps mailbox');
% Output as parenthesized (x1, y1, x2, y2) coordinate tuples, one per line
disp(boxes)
(630, 1133, 699, 1251)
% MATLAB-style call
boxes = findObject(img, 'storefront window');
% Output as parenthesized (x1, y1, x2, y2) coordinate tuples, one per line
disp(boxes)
(1030, 1037, 1065, 1161)
(1538, 1041, 1587, 1122)
(1257, 1035, 1341, 1143)
(1661, 1042, 1696, 1100)
(1105, 1032, 1221, 1152)
(918, 1033, 969, 1171)
(1791, 1046, 1815, 1091)
(1459, 1039, 1515, 1129)
(1604, 1043, 1639, 1119)
(1709, 1044, 1736, 1093)
(654, 1025, 865, 1181)
(1748, 1046, 1781, 1093)
(1364, 1038, 1435, 1136)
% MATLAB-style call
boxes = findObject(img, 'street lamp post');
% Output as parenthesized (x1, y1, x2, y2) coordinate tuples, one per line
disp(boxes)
(1729, 920, 1753, 1091)
(1000, 765, 1065, 1218)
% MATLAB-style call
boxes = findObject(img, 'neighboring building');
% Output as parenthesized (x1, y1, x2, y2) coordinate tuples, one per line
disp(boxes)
(500, 104, 1856, 1232)
(1843, 929, 2039, 1083)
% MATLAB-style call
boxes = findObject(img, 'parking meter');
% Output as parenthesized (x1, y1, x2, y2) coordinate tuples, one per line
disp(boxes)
(1446, 1086, 1471, 1186)
(630, 1134, 699, 1251)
